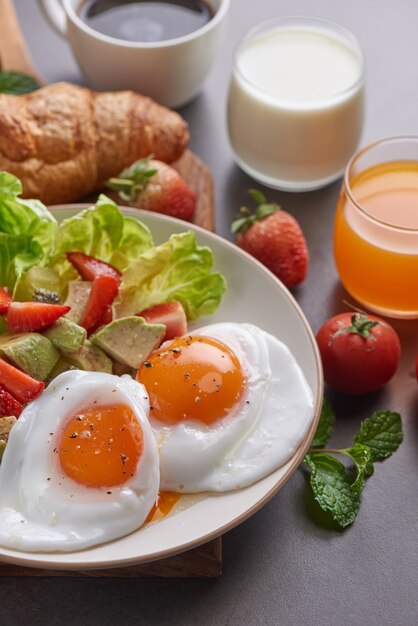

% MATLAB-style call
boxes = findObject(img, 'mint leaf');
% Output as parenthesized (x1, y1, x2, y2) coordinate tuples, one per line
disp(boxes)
(344, 443, 373, 495)
(355, 411, 403, 461)
(304, 453, 359, 528)
(0, 71, 40, 95)
(311, 397, 335, 448)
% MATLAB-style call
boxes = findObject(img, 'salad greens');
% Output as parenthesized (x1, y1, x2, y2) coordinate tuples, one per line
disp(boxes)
(113, 231, 227, 320)
(0, 172, 57, 291)
(304, 400, 403, 528)
(49, 195, 153, 286)
(0, 172, 226, 320)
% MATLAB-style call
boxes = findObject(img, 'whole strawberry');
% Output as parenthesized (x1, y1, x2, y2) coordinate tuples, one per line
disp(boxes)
(106, 157, 196, 222)
(232, 190, 308, 288)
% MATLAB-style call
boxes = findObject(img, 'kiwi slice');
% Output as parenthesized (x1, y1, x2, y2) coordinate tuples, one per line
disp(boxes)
(13, 267, 62, 303)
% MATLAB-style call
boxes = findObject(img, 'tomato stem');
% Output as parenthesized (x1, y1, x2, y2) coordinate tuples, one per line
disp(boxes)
(328, 312, 385, 346)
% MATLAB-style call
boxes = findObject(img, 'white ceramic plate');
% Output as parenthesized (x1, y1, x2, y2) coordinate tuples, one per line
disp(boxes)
(0, 206, 323, 570)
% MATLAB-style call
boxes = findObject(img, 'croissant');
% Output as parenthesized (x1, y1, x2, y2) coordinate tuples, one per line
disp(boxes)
(0, 82, 189, 205)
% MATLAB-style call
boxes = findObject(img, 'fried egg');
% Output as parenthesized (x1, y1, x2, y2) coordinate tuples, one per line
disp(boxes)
(0, 371, 159, 552)
(137, 322, 314, 492)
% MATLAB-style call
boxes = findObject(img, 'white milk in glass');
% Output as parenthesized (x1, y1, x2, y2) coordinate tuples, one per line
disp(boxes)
(227, 19, 365, 191)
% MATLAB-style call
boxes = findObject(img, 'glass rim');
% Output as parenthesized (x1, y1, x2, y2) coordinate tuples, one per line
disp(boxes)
(344, 135, 418, 233)
(232, 16, 366, 109)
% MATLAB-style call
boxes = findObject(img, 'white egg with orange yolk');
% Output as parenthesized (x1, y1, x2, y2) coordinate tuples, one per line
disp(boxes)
(0, 371, 159, 553)
(137, 322, 314, 492)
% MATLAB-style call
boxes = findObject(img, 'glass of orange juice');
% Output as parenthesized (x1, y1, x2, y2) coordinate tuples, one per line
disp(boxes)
(334, 136, 418, 318)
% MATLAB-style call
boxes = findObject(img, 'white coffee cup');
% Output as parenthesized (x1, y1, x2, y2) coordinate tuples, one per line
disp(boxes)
(39, 0, 230, 108)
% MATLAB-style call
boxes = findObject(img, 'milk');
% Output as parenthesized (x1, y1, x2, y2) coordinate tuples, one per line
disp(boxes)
(227, 20, 365, 191)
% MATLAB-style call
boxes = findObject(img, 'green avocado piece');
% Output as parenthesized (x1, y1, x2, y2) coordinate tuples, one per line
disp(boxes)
(13, 267, 62, 303)
(0, 333, 59, 381)
(46, 358, 77, 384)
(0, 416, 17, 463)
(91, 316, 165, 369)
(43, 318, 87, 354)
(64, 281, 92, 324)
(65, 340, 112, 374)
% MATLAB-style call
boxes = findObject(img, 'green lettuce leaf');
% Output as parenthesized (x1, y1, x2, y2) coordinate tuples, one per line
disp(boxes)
(0, 172, 57, 290)
(113, 231, 227, 320)
(49, 195, 153, 285)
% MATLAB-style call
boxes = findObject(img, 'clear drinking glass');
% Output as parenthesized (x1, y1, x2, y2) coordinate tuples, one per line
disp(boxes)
(334, 136, 418, 319)
(227, 17, 365, 191)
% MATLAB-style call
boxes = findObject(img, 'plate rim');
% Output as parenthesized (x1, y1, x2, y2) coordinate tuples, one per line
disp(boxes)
(0, 205, 323, 570)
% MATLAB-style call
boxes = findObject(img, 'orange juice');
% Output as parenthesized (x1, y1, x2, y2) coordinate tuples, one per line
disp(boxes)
(334, 160, 418, 317)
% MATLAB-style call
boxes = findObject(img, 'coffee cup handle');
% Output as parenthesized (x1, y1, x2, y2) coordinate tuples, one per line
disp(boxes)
(38, 0, 68, 37)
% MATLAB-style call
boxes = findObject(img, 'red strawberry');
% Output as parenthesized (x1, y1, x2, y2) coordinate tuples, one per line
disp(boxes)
(88, 304, 113, 335)
(67, 252, 121, 282)
(0, 286, 12, 315)
(107, 158, 196, 222)
(138, 301, 187, 340)
(0, 387, 23, 418)
(0, 359, 44, 404)
(7, 302, 71, 332)
(232, 190, 308, 288)
(81, 275, 119, 332)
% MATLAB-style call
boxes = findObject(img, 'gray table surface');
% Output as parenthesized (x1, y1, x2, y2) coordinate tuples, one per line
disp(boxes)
(2, 1, 418, 624)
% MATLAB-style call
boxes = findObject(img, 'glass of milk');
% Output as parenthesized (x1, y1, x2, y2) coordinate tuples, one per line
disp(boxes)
(227, 18, 365, 191)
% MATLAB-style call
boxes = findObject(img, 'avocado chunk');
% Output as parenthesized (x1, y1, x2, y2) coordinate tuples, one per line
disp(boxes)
(43, 318, 87, 354)
(0, 416, 17, 462)
(46, 358, 77, 384)
(65, 340, 112, 374)
(13, 267, 62, 303)
(0, 333, 59, 381)
(91, 316, 165, 369)
(64, 281, 92, 324)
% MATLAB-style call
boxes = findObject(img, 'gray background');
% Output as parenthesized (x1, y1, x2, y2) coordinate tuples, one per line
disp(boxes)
(2, 1, 418, 624)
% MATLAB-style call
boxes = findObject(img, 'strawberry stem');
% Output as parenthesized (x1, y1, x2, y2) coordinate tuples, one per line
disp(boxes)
(231, 189, 281, 234)
(106, 156, 157, 202)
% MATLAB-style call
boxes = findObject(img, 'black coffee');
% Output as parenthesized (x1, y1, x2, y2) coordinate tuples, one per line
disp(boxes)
(78, 0, 214, 42)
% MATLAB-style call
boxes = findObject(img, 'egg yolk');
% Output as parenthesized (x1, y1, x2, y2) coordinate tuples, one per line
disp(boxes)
(58, 403, 143, 488)
(137, 335, 245, 425)
(146, 492, 180, 523)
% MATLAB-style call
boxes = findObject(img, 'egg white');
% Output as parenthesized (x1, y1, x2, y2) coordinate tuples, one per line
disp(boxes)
(150, 323, 314, 492)
(0, 371, 159, 553)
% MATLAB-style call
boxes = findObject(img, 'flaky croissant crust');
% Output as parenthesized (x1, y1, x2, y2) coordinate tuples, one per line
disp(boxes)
(0, 82, 189, 204)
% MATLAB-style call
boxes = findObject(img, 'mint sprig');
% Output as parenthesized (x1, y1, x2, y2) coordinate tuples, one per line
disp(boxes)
(310, 397, 335, 448)
(303, 402, 403, 528)
(304, 453, 360, 527)
(0, 71, 40, 95)
(354, 410, 403, 461)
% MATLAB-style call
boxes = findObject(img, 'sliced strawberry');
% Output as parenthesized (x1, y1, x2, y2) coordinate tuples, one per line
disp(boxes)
(67, 252, 121, 282)
(0, 359, 44, 404)
(88, 304, 113, 335)
(0, 286, 13, 315)
(81, 275, 119, 332)
(138, 301, 187, 340)
(0, 387, 23, 418)
(7, 302, 71, 332)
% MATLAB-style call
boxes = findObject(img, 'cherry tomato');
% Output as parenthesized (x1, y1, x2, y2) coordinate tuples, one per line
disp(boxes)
(316, 312, 401, 394)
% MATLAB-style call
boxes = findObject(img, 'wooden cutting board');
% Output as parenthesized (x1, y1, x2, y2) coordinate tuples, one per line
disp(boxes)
(0, 0, 219, 578)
